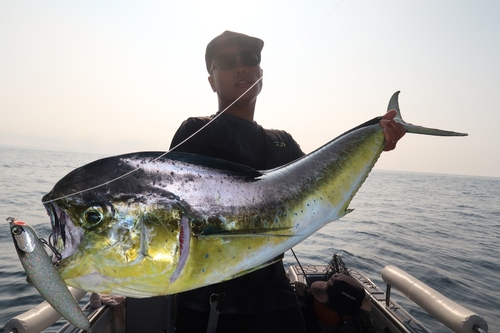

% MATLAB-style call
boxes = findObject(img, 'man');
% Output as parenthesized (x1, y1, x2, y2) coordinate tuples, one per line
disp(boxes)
(169, 31, 405, 333)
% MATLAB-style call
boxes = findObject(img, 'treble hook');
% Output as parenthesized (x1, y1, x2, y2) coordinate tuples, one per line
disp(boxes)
(40, 237, 62, 265)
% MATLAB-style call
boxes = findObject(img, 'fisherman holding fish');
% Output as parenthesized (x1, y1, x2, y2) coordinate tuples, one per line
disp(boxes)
(169, 31, 405, 333)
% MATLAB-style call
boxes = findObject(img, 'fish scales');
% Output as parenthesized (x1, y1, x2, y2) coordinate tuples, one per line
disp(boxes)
(41, 92, 467, 297)
(43, 120, 384, 296)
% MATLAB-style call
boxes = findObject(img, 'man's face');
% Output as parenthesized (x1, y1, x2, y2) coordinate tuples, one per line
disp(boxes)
(208, 45, 263, 108)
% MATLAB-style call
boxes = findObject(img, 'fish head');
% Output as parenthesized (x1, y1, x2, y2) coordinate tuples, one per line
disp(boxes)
(41, 153, 188, 295)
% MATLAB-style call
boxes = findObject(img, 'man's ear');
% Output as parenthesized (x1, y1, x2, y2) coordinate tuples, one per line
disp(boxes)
(208, 76, 216, 92)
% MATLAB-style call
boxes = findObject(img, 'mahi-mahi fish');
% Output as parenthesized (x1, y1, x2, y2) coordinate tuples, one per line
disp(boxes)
(41, 92, 466, 297)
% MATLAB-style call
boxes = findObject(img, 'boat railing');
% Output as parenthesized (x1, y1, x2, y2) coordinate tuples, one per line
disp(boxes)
(3, 287, 87, 333)
(381, 265, 488, 333)
(347, 267, 429, 333)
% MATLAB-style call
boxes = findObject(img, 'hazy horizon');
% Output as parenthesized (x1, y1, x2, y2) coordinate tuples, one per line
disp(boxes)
(2, 1, 499, 178)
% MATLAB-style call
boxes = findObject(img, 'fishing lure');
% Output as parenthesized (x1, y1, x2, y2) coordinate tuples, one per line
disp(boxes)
(8, 218, 91, 332)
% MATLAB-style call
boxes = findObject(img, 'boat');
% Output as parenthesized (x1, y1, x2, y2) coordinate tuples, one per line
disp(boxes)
(3, 253, 489, 333)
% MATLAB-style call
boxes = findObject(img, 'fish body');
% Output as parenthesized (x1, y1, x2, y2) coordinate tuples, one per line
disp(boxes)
(9, 220, 90, 331)
(42, 92, 466, 297)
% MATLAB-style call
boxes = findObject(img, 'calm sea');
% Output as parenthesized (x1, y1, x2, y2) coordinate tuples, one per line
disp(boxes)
(0, 146, 498, 333)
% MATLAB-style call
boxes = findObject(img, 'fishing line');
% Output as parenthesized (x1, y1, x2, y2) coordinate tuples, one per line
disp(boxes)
(40, 81, 264, 205)
(39, 0, 343, 205)
(291, 248, 311, 286)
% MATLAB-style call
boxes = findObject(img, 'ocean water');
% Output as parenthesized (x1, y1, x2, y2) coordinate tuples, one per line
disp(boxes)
(0, 146, 498, 333)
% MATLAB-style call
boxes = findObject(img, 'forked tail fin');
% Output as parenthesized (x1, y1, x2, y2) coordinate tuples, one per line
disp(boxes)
(388, 91, 468, 137)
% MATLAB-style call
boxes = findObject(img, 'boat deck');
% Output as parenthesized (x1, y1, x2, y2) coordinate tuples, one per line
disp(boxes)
(288, 265, 430, 333)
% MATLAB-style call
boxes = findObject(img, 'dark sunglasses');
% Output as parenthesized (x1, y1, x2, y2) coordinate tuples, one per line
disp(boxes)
(210, 50, 261, 73)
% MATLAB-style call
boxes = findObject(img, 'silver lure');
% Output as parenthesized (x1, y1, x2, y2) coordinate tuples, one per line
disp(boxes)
(9, 219, 91, 332)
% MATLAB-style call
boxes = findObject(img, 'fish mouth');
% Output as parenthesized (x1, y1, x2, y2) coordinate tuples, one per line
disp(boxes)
(44, 202, 83, 262)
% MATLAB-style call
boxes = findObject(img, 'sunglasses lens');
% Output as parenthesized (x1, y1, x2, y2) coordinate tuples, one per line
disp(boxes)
(214, 51, 261, 71)
(215, 53, 237, 70)
(240, 51, 260, 67)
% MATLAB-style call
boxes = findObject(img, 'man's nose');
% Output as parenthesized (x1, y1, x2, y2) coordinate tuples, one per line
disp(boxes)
(234, 57, 247, 73)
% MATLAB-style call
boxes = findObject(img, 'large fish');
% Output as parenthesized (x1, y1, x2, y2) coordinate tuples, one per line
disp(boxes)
(42, 92, 466, 297)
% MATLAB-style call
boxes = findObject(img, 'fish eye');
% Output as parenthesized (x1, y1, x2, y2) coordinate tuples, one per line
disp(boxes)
(11, 226, 23, 235)
(83, 207, 105, 226)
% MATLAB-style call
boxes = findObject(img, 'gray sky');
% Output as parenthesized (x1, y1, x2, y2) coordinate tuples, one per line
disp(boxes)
(1, 0, 499, 177)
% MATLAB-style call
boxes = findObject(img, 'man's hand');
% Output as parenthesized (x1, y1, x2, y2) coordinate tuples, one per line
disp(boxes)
(380, 109, 406, 151)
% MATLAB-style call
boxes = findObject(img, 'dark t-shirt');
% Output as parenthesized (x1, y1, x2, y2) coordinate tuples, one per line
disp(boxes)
(170, 112, 304, 170)
(169, 112, 305, 314)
